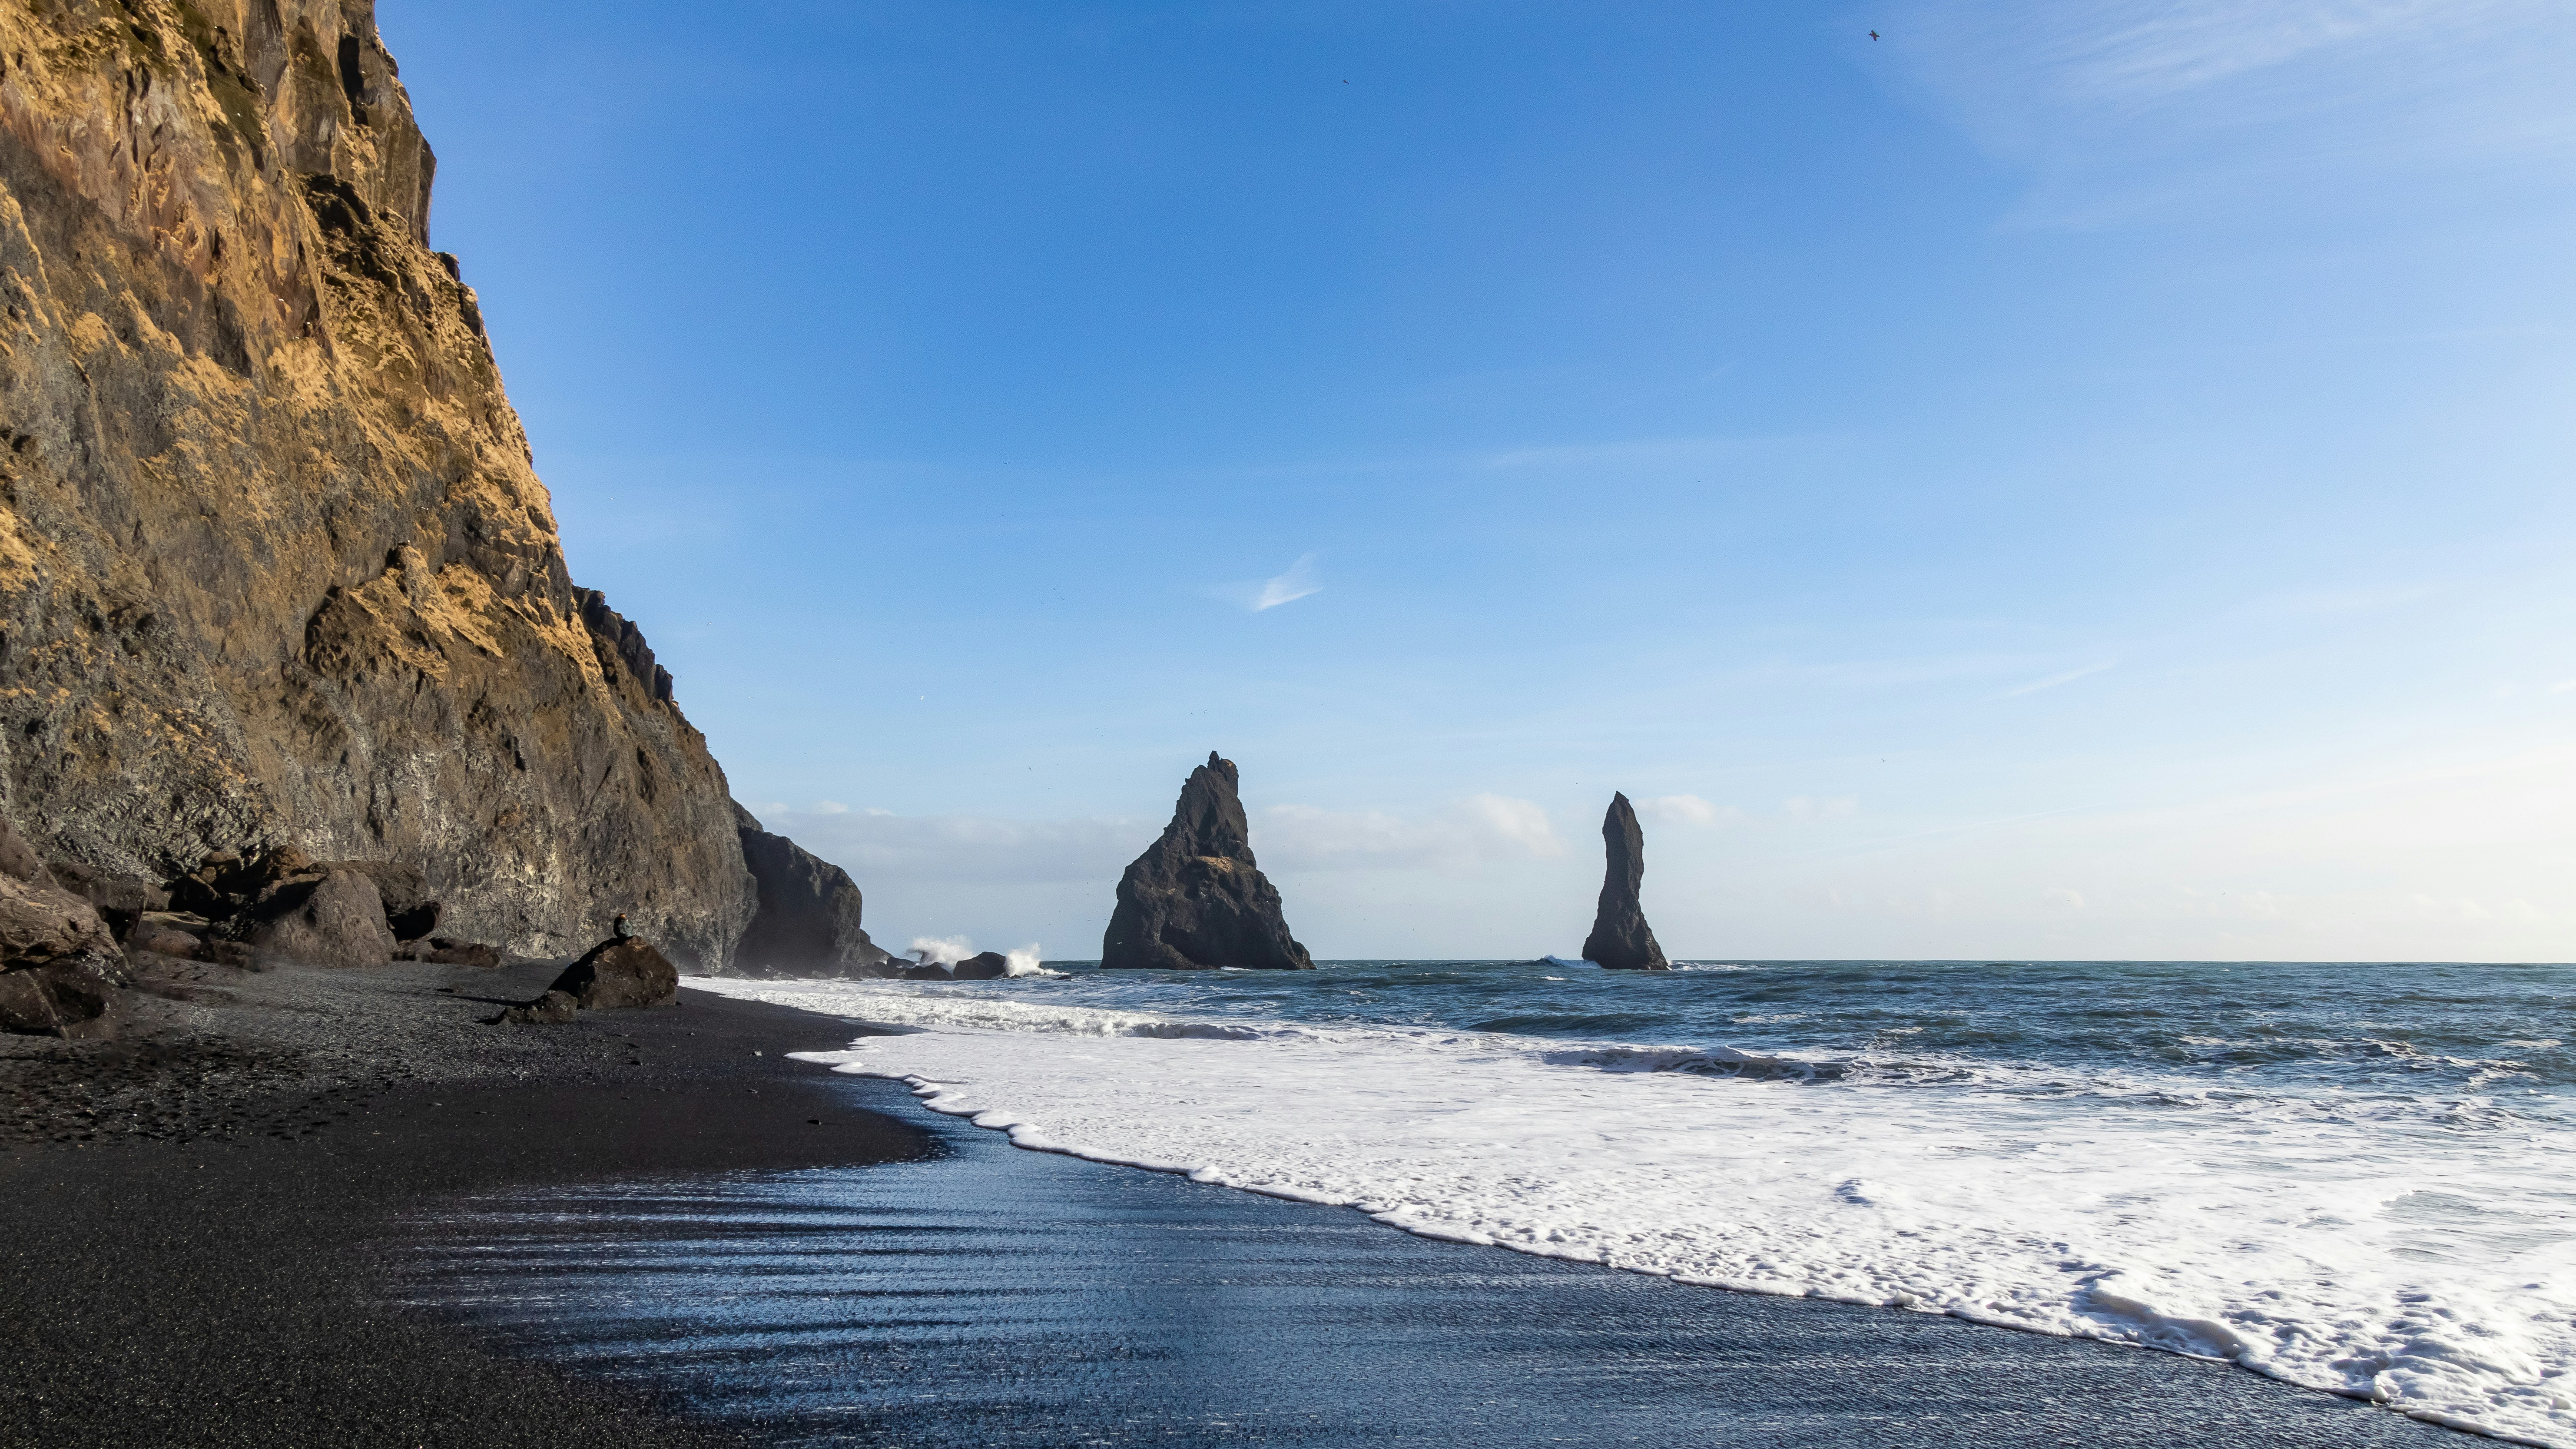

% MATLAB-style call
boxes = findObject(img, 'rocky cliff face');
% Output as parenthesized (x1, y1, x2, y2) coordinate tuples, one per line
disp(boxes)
(0, 0, 753, 965)
(729, 802, 890, 977)
(1102, 751, 1310, 971)
(1581, 792, 1668, 971)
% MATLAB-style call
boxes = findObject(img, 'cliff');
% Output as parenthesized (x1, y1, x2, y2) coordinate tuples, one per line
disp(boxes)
(1102, 751, 1311, 971)
(0, 0, 754, 964)
(730, 802, 892, 977)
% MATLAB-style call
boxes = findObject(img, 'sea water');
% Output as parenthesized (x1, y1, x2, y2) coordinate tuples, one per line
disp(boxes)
(687, 959, 2576, 1446)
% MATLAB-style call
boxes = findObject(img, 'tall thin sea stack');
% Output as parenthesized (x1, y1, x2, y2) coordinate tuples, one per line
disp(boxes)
(1582, 793, 1670, 971)
(1101, 753, 1312, 971)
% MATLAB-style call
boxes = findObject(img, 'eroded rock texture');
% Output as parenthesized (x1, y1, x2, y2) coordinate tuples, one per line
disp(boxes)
(546, 935, 676, 1010)
(1102, 752, 1311, 971)
(1582, 792, 1669, 971)
(0, 809, 122, 1033)
(729, 803, 890, 977)
(0, 0, 753, 965)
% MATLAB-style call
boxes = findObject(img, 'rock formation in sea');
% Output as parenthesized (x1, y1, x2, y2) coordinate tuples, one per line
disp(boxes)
(1582, 793, 1670, 971)
(0, 0, 764, 965)
(1102, 752, 1311, 971)
(729, 805, 893, 977)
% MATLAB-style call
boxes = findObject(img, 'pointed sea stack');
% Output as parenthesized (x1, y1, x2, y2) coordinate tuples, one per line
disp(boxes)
(1583, 793, 1671, 971)
(1101, 753, 1313, 970)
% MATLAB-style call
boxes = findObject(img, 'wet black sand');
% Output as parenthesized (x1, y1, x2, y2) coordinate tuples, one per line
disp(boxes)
(395, 1071, 2472, 1449)
(0, 965, 2481, 1447)
(0, 961, 927, 1447)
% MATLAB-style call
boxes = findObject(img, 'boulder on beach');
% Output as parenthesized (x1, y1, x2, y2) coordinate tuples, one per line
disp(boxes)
(244, 869, 398, 968)
(950, 952, 1011, 980)
(129, 925, 205, 961)
(176, 850, 441, 953)
(320, 861, 441, 942)
(43, 860, 169, 939)
(546, 936, 679, 1008)
(0, 816, 127, 1036)
(899, 962, 953, 981)
(1581, 793, 1670, 972)
(1101, 752, 1312, 971)
(396, 938, 503, 969)
(499, 989, 578, 1025)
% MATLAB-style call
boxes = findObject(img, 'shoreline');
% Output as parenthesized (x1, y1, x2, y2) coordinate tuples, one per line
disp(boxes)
(701, 969, 2562, 1449)
(799, 1050, 2520, 1449)
(847, 1063, 2524, 1446)
(401, 1025, 2476, 1448)
(0, 968, 2491, 1446)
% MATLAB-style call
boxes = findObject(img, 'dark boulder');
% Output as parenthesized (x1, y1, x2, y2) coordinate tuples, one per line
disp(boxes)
(1581, 793, 1670, 972)
(129, 927, 204, 961)
(0, 814, 126, 1036)
(168, 847, 310, 920)
(396, 938, 502, 969)
(1101, 752, 1312, 971)
(499, 989, 578, 1025)
(950, 951, 1011, 980)
(729, 806, 893, 977)
(44, 859, 169, 938)
(0, 864, 119, 965)
(899, 962, 953, 981)
(546, 936, 679, 1008)
(320, 860, 441, 941)
(0, 957, 121, 1038)
(243, 869, 398, 968)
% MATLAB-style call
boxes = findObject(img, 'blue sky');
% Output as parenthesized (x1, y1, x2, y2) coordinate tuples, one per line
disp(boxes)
(381, 0, 2576, 962)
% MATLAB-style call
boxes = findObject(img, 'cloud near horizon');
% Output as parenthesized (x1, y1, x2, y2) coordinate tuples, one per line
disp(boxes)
(755, 792, 1568, 888)
(1258, 793, 1568, 872)
(1635, 793, 1745, 827)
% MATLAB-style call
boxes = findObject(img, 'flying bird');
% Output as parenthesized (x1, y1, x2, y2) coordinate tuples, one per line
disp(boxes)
(1870, 30, 1880, 40)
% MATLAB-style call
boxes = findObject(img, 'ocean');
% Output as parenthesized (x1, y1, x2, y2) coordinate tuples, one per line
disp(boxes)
(690, 958, 2575, 1446)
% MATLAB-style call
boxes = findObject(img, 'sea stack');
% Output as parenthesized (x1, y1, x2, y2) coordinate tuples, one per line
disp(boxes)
(1582, 793, 1670, 971)
(1101, 753, 1313, 970)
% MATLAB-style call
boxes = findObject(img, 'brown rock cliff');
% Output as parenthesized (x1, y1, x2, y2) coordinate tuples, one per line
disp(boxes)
(0, 0, 754, 964)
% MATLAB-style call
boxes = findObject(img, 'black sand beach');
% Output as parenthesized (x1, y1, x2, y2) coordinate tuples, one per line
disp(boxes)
(0, 959, 925, 1447)
(1, 968, 2476, 1447)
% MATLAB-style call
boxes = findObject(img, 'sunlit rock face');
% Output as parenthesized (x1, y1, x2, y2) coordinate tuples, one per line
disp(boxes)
(0, 0, 753, 965)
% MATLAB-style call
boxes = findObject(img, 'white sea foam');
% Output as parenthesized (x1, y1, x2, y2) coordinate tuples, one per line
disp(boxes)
(688, 974, 2576, 1447)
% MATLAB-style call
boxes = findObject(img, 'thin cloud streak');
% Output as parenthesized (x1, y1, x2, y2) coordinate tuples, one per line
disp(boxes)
(1253, 554, 1323, 611)
(1886, 0, 2576, 225)
(1998, 661, 2116, 699)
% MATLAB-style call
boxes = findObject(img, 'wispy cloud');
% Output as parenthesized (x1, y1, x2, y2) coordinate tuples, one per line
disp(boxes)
(1997, 660, 2115, 699)
(1784, 796, 1860, 823)
(1636, 794, 1746, 828)
(1883, 0, 2576, 225)
(1251, 554, 1323, 612)
(756, 806, 1144, 885)
(1259, 794, 1566, 872)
